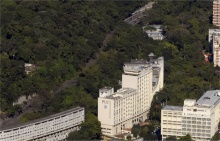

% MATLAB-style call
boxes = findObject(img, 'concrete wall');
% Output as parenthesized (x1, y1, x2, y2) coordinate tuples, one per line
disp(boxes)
(98, 98, 114, 126)
(122, 74, 138, 89)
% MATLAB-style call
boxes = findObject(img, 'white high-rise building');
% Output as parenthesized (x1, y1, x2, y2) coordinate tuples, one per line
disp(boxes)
(161, 90, 220, 141)
(98, 53, 164, 137)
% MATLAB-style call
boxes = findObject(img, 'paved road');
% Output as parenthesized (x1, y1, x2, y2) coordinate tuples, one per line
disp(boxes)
(124, 2, 155, 26)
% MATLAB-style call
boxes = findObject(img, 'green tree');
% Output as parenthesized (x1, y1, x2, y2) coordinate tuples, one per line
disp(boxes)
(79, 113, 102, 140)
(126, 135, 132, 141)
(131, 124, 141, 138)
(66, 131, 82, 140)
(211, 133, 220, 141)
(178, 134, 194, 141)
(140, 126, 149, 139)
(166, 136, 177, 141)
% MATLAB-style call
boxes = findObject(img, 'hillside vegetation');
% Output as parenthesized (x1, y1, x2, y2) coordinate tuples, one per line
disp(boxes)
(0, 0, 145, 115)
(1, 0, 220, 140)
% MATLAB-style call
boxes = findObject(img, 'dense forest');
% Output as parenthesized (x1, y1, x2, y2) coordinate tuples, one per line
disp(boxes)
(1, 0, 146, 114)
(1, 0, 220, 140)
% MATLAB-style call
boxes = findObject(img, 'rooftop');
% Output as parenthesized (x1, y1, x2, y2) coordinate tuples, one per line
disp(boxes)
(105, 88, 137, 100)
(143, 25, 162, 29)
(185, 99, 196, 101)
(123, 56, 163, 75)
(196, 90, 220, 107)
(0, 107, 84, 131)
(143, 25, 163, 33)
(162, 105, 183, 111)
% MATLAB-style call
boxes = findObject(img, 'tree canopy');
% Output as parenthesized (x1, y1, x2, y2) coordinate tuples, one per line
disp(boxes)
(1, 0, 219, 140)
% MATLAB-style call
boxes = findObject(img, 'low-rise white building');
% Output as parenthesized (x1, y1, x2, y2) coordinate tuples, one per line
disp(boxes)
(142, 25, 165, 40)
(0, 107, 84, 141)
(98, 53, 164, 137)
(24, 63, 37, 75)
(161, 90, 220, 141)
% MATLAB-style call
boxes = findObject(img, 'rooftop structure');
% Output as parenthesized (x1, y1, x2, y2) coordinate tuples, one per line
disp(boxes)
(162, 105, 183, 111)
(99, 87, 114, 98)
(196, 90, 220, 106)
(105, 88, 137, 100)
(98, 53, 164, 137)
(161, 90, 220, 141)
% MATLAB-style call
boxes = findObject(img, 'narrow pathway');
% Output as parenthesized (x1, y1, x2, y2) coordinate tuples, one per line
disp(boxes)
(86, 30, 115, 68)
(55, 29, 115, 93)
(1, 30, 116, 128)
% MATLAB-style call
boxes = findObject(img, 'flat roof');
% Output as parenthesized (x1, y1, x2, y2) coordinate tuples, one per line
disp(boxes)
(162, 105, 183, 111)
(124, 58, 162, 65)
(0, 107, 84, 131)
(105, 88, 137, 100)
(196, 90, 220, 106)
(185, 99, 196, 101)
(142, 25, 162, 29)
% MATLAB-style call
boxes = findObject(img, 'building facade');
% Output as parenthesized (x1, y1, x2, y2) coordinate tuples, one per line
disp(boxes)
(213, 33, 220, 67)
(213, 0, 220, 27)
(208, 29, 220, 42)
(98, 54, 164, 137)
(0, 107, 84, 141)
(161, 90, 220, 141)
(209, 29, 220, 67)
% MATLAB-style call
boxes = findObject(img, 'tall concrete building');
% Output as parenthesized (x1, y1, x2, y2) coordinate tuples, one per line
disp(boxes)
(161, 90, 220, 141)
(213, 0, 220, 27)
(98, 53, 164, 137)
(209, 29, 220, 67)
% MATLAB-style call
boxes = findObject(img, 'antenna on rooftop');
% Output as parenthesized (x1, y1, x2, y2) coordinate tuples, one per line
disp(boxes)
(148, 53, 155, 62)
